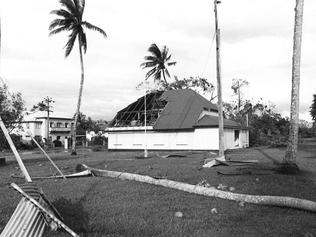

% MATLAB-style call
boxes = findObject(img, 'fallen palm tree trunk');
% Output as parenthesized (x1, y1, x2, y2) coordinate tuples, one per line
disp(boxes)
(82, 164, 316, 212)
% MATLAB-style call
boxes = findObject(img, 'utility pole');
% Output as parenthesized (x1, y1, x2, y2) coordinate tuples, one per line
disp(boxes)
(43, 96, 54, 147)
(214, 0, 225, 157)
(32, 96, 55, 147)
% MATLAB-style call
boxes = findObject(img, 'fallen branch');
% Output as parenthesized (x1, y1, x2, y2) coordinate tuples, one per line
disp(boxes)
(81, 164, 316, 212)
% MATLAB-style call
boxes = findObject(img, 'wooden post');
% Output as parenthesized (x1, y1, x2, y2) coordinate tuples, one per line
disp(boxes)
(214, 0, 225, 157)
(0, 116, 32, 182)
(144, 87, 148, 158)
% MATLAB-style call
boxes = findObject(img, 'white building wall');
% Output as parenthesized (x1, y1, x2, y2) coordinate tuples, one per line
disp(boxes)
(224, 129, 235, 150)
(108, 127, 249, 151)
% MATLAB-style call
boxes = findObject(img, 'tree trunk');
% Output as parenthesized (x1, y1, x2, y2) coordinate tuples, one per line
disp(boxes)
(162, 70, 168, 89)
(283, 0, 304, 171)
(82, 165, 316, 212)
(71, 43, 85, 155)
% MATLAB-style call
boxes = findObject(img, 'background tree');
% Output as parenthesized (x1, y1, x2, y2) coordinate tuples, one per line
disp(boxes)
(140, 43, 176, 88)
(31, 96, 54, 145)
(310, 94, 316, 134)
(137, 76, 216, 101)
(49, 0, 107, 155)
(0, 83, 25, 149)
(76, 112, 100, 135)
(231, 78, 249, 113)
(224, 99, 291, 147)
(283, 0, 304, 172)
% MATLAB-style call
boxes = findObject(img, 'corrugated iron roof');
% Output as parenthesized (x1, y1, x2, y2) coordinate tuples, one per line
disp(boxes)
(194, 114, 247, 129)
(0, 197, 46, 237)
(109, 89, 245, 130)
(154, 89, 218, 130)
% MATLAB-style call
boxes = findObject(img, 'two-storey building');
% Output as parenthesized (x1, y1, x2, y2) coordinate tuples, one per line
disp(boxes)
(15, 112, 74, 147)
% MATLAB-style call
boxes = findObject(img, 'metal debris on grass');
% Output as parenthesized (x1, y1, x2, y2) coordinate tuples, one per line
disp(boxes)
(197, 179, 212, 188)
(174, 211, 183, 218)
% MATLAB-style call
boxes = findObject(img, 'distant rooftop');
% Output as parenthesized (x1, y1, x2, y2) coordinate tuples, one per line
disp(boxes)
(23, 111, 74, 121)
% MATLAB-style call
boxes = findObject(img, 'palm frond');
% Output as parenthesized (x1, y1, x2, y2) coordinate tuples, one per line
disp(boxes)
(166, 54, 172, 61)
(49, 25, 72, 36)
(165, 68, 170, 78)
(49, 19, 73, 31)
(59, 0, 78, 17)
(143, 55, 158, 63)
(167, 61, 176, 66)
(154, 71, 161, 82)
(82, 21, 107, 37)
(145, 67, 157, 79)
(161, 46, 168, 60)
(50, 9, 75, 20)
(141, 61, 157, 68)
(148, 44, 161, 58)
(64, 28, 78, 57)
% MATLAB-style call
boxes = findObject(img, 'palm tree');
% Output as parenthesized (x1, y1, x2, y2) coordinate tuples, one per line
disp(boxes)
(49, 0, 106, 155)
(283, 0, 304, 172)
(140, 43, 176, 88)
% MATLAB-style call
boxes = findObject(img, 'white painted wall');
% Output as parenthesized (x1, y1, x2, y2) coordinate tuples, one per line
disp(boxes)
(108, 127, 249, 150)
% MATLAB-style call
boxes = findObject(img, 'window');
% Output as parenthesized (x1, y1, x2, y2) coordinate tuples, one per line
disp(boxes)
(35, 123, 41, 129)
(65, 123, 69, 128)
(50, 122, 54, 128)
(57, 122, 62, 128)
(26, 123, 30, 129)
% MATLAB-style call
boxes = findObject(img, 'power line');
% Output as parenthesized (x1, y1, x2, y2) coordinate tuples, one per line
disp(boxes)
(201, 31, 216, 77)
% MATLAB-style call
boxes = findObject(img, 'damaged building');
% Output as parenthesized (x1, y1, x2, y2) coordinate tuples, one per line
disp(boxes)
(107, 89, 249, 151)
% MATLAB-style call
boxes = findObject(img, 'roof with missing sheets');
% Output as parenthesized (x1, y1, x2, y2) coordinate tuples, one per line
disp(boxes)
(110, 89, 246, 130)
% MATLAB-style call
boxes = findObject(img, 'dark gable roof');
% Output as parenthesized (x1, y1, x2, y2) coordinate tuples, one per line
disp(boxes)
(110, 89, 246, 130)
(154, 89, 218, 130)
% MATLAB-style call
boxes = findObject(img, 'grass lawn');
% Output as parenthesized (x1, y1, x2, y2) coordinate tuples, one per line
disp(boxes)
(0, 141, 316, 237)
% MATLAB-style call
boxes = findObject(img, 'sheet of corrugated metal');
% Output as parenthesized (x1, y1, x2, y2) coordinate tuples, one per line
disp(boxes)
(0, 197, 46, 237)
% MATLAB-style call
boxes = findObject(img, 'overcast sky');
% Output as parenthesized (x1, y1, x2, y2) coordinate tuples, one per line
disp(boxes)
(0, 0, 315, 121)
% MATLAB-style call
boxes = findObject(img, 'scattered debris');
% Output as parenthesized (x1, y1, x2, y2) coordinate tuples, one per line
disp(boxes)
(239, 201, 245, 207)
(229, 187, 236, 192)
(0, 183, 79, 237)
(203, 157, 259, 168)
(197, 179, 212, 188)
(174, 211, 183, 218)
(152, 175, 167, 180)
(217, 170, 272, 176)
(304, 232, 314, 237)
(256, 178, 260, 182)
(229, 160, 258, 164)
(203, 156, 227, 168)
(158, 153, 187, 158)
(211, 208, 218, 214)
(217, 184, 228, 190)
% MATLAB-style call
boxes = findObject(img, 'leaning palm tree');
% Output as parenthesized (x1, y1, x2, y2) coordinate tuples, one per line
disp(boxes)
(283, 0, 304, 172)
(140, 43, 176, 88)
(49, 0, 106, 155)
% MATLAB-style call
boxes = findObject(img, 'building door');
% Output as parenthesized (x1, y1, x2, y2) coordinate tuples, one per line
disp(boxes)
(234, 130, 240, 147)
